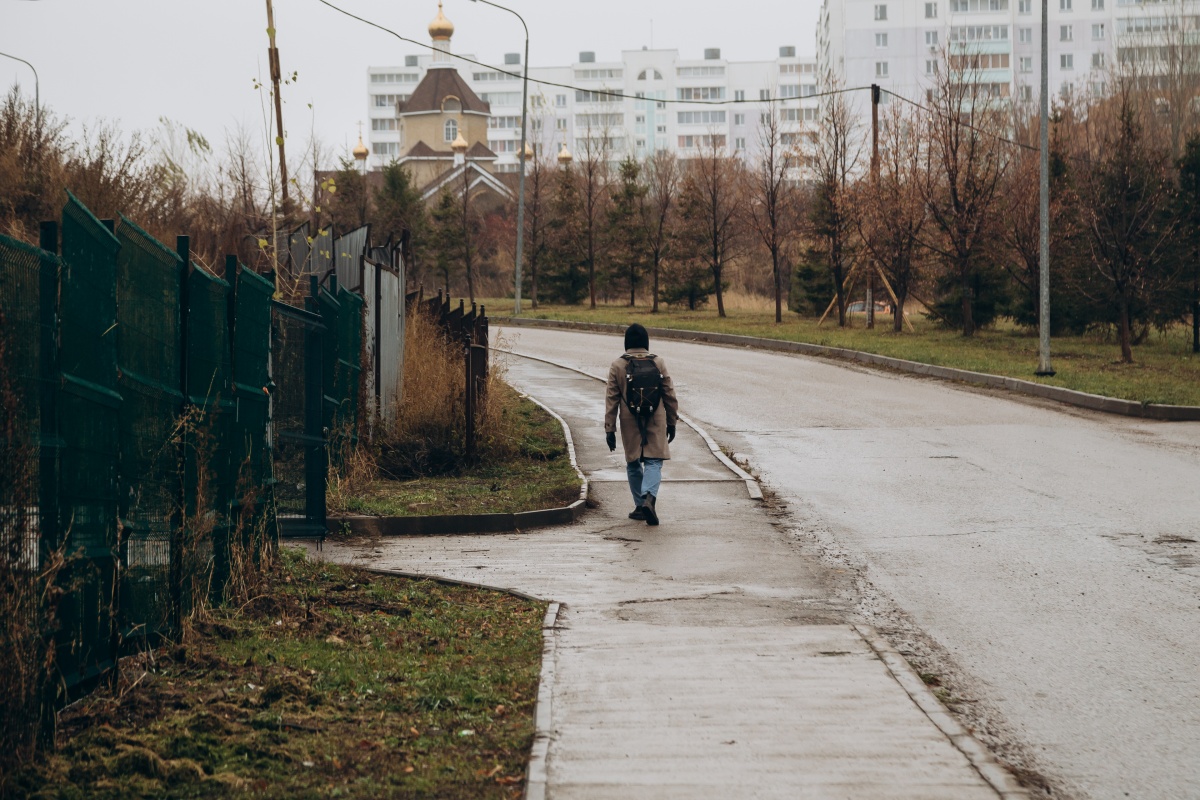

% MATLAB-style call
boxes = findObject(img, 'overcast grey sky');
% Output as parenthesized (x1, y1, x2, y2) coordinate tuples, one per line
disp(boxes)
(1, 0, 822, 167)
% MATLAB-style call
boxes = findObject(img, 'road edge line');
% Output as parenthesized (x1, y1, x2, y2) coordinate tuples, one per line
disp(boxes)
(853, 623, 1030, 800)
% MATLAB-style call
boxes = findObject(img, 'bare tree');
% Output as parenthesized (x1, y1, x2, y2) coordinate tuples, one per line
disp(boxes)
(575, 121, 613, 308)
(919, 59, 1010, 336)
(807, 78, 863, 327)
(745, 108, 801, 323)
(643, 150, 680, 313)
(685, 133, 743, 317)
(854, 102, 927, 332)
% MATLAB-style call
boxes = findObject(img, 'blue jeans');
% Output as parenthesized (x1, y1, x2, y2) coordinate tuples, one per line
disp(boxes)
(626, 458, 663, 508)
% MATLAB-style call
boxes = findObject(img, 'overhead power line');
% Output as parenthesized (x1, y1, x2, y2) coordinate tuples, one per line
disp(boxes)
(315, 0, 870, 107)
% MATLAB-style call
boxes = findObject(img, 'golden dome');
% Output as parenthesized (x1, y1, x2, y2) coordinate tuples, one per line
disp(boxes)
(352, 134, 369, 160)
(557, 142, 573, 164)
(522, 142, 535, 160)
(452, 130, 468, 151)
(429, 1, 454, 40)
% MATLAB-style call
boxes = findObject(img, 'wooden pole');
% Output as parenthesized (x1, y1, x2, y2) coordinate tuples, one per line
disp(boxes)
(266, 0, 289, 212)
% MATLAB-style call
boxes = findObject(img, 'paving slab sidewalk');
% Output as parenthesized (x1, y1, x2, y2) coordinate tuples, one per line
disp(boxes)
(319, 354, 1016, 799)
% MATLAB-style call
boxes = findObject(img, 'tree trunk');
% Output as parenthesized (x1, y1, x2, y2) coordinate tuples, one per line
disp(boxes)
(772, 247, 782, 324)
(960, 265, 975, 337)
(630, 263, 636, 307)
(1192, 273, 1198, 354)
(652, 253, 660, 313)
(588, 231, 596, 309)
(893, 288, 906, 332)
(1119, 296, 1134, 363)
(714, 264, 726, 317)
(833, 264, 847, 327)
(531, 261, 538, 309)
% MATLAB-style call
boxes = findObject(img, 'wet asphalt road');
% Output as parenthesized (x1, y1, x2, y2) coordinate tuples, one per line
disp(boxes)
(497, 325, 1200, 800)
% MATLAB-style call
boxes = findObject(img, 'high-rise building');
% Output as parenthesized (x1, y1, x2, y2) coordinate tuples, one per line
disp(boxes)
(365, 4, 820, 174)
(817, 0, 1199, 130)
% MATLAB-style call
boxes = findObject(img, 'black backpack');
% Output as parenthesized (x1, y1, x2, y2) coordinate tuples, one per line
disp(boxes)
(622, 354, 663, 446)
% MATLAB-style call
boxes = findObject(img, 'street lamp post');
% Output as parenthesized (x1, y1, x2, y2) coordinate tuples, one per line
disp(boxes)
(0, 50, 39, 122)
(1036, 0, 1055, 376)
(468, 0, 529, 315)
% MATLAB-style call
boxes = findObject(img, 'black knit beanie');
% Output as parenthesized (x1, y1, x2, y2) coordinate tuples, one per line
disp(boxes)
(624, 323, 649, 351)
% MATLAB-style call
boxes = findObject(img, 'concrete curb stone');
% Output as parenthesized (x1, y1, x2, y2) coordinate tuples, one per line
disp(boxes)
(499, 317, 1200, 422)
(326, 390, 589, 537)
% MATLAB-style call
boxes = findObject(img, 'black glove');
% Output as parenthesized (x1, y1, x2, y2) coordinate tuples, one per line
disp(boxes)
(667, 425, 676, 443)
(606, 431, 616, 452)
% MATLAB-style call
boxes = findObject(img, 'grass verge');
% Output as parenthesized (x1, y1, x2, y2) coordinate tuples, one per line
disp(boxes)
(6, 548, 545, 800)
(335, 380, 581, 518)
(484, 299, 1200, 407)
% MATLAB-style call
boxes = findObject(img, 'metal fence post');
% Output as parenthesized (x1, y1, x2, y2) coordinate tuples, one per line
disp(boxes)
(305, 276, 327, 537)
(464, 333, 475, 463)
(171, 235, 190, 632)
(36, 220, 60, 748)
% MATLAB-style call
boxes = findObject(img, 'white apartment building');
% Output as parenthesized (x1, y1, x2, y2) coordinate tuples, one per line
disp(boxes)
(366, 13, 820, 173)
(818, 0, 1199, 130)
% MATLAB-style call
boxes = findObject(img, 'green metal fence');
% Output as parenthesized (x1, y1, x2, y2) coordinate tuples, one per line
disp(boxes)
(0, 194, 366, 748)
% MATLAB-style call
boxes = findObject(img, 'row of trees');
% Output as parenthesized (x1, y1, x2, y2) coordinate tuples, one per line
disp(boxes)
(462, 62, 1198, 363)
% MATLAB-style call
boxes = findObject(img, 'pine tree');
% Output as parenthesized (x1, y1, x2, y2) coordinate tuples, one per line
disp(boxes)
(605, 157, 650, 306)
(543, 165, 589, 304)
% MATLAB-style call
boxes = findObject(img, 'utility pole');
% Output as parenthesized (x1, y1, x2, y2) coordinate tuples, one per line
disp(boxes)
(1036, 0, 1055, 375)
(868, 84, 880, 330)
(266, 0, 290, 213)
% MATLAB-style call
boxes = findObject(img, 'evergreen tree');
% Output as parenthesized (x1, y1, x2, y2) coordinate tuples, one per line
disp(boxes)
(605, 157, 650, 306)
(430, 187, 460, 296)
(661, 175, 713, 311)
(543, 165, 589, 304)
(374, 161, 430, 285)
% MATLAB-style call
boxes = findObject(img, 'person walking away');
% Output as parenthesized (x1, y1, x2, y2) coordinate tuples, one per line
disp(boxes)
(605, 323, 679, 526)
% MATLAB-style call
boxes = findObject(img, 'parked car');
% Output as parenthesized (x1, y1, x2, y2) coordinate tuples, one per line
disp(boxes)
(846, 300, 892, 315)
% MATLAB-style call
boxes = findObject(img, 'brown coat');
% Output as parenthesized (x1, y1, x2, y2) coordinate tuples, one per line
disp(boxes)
(604, 348, 680, 463)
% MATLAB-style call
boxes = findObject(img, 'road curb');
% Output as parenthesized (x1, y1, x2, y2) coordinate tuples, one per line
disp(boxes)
(853, 624, 1030, 800)
(499, 317, 1200, 422)
(525, 601, 561, 800)
(327, 388, 589, 537)
(494, 346, 764, 500)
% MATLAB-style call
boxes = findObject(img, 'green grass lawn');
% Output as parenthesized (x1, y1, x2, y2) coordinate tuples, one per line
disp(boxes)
(7, 548, 544, 800)
(484, 299, 1200, 407)
(333, 381, 581, 518)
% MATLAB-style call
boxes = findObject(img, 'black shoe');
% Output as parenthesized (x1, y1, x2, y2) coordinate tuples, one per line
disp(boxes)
(641, 493, 659, 526)
(628, 507, 646, 520)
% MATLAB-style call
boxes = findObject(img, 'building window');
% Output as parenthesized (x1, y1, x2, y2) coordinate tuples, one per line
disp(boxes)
(1019, 0, 1031, 12)
(876, 33, 888, 47)
(950, 0, 1009, 9)
(1092, 51, 1105, 68)
(677, 66, 726, 77)
(735, 137, 746, 150)
(1021, 85, 1033, 100)
(1061, 53, 1074, 69)
(734, 89, 745, 102)
(876, 61, 889, 77)
(1091, 0, 1103, 8)
(1019, 27, 1032, 43)
(372, 141, 399, 156)
(734, 113, 745, 125)
(556, 118, 567, 130)
(677, 110, 727, 124)
(371, 118, 399, 131)
(1020, 56, 1033, 72)
(925, 1, 938, 17)
(635, 114, 646, 124)
(656, 124, 666, 133)
(555, 94, 567, 107)
(759, 88, 770, 100)
(677, 86, 726, 101)
(925, 59, 939, 74)
(926, 30, 939, 46)
(1061, 24, 1073, 41)
(1092, 23, 1105, 39)
(637, 69, 664, 81)
(444, 119, 458, 143)
(1060, 0, 1071, 8)
(874, 3, 887, 20)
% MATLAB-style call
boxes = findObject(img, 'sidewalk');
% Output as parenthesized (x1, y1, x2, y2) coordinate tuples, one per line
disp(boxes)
(321, 354, 1019, 799)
